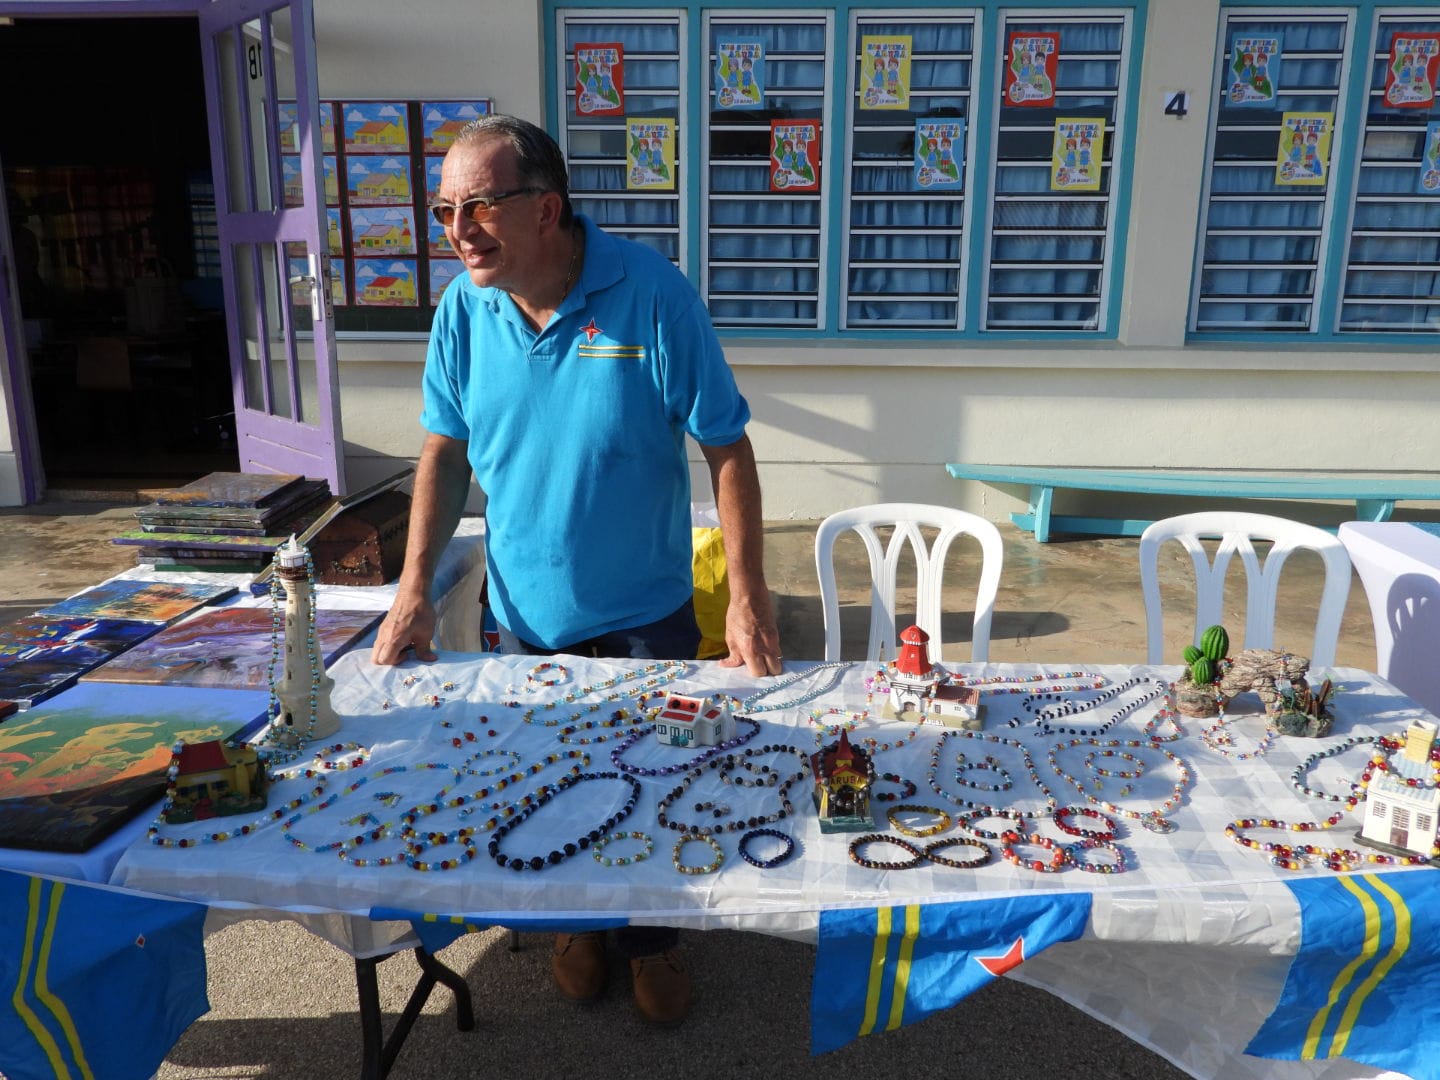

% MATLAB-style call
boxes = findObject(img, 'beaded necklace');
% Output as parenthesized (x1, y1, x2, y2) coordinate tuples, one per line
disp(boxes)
(608, 715, 761, 776)
(1047, 736, 1191, 833)
(656, 744, 808, 836)
(1289, 735, 1381, 803)
(1012, 676, 1168, 738)
(739, 661, 851, 713)
(512, 659, 687, 728)
(1200, 698, 1277, 760)
(926, 731, 1044, 828)
(487, 770, 641, 871)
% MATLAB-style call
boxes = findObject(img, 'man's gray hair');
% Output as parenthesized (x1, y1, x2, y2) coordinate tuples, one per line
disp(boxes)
(454, 115, 573, 227)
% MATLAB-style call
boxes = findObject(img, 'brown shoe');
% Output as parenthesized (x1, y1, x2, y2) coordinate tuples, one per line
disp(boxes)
(630, 948, 691, 1025)
(551, 931, 607, 1002)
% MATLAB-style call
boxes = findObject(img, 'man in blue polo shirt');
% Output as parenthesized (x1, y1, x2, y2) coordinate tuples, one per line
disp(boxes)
(372, 115, 781, 1024)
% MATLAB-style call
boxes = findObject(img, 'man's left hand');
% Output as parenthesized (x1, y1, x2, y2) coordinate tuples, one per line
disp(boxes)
(718, 587, 782, 677)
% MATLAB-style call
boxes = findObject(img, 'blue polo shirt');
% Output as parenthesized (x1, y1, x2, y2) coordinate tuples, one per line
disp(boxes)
(420, 215, 750, 648)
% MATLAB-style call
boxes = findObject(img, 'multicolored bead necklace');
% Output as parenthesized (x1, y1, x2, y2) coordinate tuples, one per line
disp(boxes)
(1047, 736, 1191, 834)
(512, 659, 688, 727)
(1199, 699, 1277, 760)
(487, 770, 641, 871)
(656, 745, 808, 836)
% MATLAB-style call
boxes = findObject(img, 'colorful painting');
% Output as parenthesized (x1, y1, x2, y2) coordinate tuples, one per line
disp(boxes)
(0, 683, 269, 851)
(421, 101, 492, 152)
(281, 155, 340, 207)
(770, 120, 820, 192)
(1005, 32, 1059, 107)
(0, 616, 163, 708)
(37, 581, 236, 625)
(860, 36, 911, 110)
(1228, 33, 1281, 108)
(1385, 34, 1439, 109)
(429, 260, 464, 305)
(1275, 111, 1332, 187)
(716, 40, 764, 110)
(425, 156, 445, 205)
(626, 118, 676, 191)
(278, 100, 336, 153)
(349, 207, 417, 256)
(914, 119, 964, 190)
(345, 156, 412, 207)
(154, 472, 301, 508)
(1420, 121, 1440, 194)
(343, 101, 410, 154)
(354, 258, 419, 307)
(0, 701, 14, 722)
(575, 42, 624, 116)
(428, 215, 451, 257)
(82, 608, 383, 690)
(1050, 118, 1105, 191)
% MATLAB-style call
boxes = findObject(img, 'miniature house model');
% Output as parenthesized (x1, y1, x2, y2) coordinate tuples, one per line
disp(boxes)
(1358, 719, 1440, 858)
(655, 693, 734, 747)
(810, 728, 874, 832)
(163, 740, 266, 823)
(925, 683, 984, 730)
(881, 624, 947, 719)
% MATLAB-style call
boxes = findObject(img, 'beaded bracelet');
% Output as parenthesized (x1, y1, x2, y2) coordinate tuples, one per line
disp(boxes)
(953, 753, 1014, 792)
(885, 804, 953, 837)
(848, 833, 927, 871)
(403, 832, 479, 872)
(739, 827, 796, 869)
(593, 830, 654, 867)
(871, 771, 918, 803)
(1000, 830, 1066, 873)
(955, 808, 1029, 841)
(1064, 837, 1128, 874)
(923, 836, 991, 869)
(808, 706, 868, 740)
(1053, 805, 1117, 841)
(672, 833, 725, 875)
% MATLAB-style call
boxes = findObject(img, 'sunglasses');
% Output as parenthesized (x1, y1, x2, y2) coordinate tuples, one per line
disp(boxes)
(430, 188, 542, 226)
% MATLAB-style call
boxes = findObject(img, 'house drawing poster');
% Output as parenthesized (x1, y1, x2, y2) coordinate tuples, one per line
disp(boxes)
(770, 120, 820, 191)
(354, 259, 419, 307)
(860, 36, 911, 110)
(575, 43, 624, 116)
(342, 101, 409, 153)
(1385, 34, 1439, 108)
(1419, 121, 1440, 194)
(281, 155, 339, 208)
(1275, 112, 1332, 186)
(716, 40, 764, 109)
(421, 101, 493, 152)
(345, 156, 412, 206)
(278, 100, 336, 154)
(1005, 32, 1059, 107)
(1050, 118, 1105, 191)
(349, 207, 417, 257)
(626, 118, 676, 191)
(429, 260, 464, 305)
(1227, 34, 1281, 108)
(914, 119, 964, 190)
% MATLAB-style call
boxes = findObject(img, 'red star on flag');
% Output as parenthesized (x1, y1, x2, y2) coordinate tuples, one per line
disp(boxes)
(580, 318, 603, 343)
(976, 937, 1025, 977)
(135, 934, 147, 948)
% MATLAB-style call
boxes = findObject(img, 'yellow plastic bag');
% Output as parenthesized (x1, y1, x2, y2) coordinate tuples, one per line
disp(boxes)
(691, 525, 729, 660)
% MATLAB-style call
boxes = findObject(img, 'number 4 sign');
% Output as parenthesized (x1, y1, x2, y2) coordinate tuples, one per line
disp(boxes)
(1162, 90, 1190, 118)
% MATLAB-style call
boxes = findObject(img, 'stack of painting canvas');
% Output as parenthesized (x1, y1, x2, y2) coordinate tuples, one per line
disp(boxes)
(115, 472, 332, 572)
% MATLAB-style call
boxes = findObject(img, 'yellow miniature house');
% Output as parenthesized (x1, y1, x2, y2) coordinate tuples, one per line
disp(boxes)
(162, 740, 267, 823)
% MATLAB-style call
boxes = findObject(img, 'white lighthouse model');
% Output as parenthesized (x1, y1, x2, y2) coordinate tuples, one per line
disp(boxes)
(270, 536, 340, 745)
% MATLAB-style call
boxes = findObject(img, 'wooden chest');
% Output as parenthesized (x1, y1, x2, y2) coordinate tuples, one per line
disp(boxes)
(310, 490, 411, 586)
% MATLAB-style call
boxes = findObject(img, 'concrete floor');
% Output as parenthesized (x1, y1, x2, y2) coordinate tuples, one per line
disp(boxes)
(0, 500, 1381, 1080)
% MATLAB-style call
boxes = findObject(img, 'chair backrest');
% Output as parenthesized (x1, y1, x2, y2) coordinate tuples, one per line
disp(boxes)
(815, 502, 1003, 663)
(1138, 511, 1352, 667)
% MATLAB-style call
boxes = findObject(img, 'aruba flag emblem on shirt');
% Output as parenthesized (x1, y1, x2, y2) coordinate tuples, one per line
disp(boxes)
(811, 893, 1091, 1054)
(1247, 870, 1440, 1080)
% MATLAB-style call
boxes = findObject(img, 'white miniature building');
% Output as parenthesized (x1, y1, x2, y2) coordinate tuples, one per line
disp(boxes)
(880, 625, 946, 719)
(655, 693, 734, 748)
(1358, 719, 1440, 858)
(925, 683, 984, 730)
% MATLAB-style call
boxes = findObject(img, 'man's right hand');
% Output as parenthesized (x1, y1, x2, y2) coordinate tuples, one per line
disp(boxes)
(371, 589, 438, 665)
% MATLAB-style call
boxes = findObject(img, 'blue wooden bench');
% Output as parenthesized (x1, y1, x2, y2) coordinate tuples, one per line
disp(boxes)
(945, 464, 1440, 543)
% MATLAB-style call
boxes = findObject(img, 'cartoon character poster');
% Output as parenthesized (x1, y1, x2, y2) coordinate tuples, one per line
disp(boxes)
(1418, 121, 1440, 194)
(625, 118, 676, 191)
(575, 43, 624, 116)
(1275, 112, 1332, 186)
(1227, 34, 1281, 108)
(914, 119, 964, 190)
(1005, 32, 1059, 107)
(770, 120, 819, 191)
(860, 36, 911, 110)
(716, 40, 765, 109)
(1385, 34, 1439, 109)
(1049, 118, 1104, 191)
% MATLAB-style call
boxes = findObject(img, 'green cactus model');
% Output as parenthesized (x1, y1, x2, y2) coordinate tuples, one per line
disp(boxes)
(1182, 645, 1202, 665)
(1177, 625, 1228, 686)
(1200, 624, 1229, 662)
(1189, 656, 1215, 685)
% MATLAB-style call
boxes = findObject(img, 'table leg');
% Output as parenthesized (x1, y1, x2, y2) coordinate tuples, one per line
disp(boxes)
(354, 947, 475, 1080)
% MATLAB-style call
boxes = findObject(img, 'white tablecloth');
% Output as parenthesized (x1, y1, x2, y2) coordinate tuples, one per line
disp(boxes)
(1338, 521, 1440, 718)
(111, 653, 1428, 1080)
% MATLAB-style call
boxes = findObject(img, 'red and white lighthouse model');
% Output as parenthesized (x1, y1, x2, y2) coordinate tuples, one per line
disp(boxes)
(881, 624, 946, 718)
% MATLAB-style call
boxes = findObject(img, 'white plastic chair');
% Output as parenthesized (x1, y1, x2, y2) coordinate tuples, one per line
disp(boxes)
(1139, 511, 1353, 667)
(815, 503, 1004, 663)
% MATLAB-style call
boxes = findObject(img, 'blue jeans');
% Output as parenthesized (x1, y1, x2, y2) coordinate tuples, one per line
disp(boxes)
(497, 601, 699, 956)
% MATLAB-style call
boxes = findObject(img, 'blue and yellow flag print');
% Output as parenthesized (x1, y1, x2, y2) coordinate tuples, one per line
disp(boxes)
(812, 893, 1091, 1054)
(1248, 870, 1440, 1080)
(0, 869, 209, 1080)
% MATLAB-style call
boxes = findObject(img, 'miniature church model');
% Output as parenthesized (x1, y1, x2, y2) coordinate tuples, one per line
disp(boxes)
(1358, 718, 1440, 860)
(270, 536, 340, 745)
(810, 728, 874, 832)
(655, 693, 734, 747)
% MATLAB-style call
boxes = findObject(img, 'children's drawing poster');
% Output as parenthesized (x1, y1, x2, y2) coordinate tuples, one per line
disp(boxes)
(1275, 112, 1332, 186)
(354, 258, 419, 307)
(1385, 34, 1439, 109)
(278, 100, 336, 154)
(626, 118, 676, 191)
(421, 101, 493, 152)
(1005, 32, 1059, 107)
(914, 119, 964, 190)
(429, 260, 464, 305)
(1227, 34, 1281, 108)
(425, 156, 445, 205)
(770, 120, 820, 191)
(1050, 118, 1105, 191)
(281, 154, 340, 208)
(716, 40, 764, 109)
(345, 156, 412, 206)
(349, 207, 417, 257)
(575, 43, 624, 116)
(1418, 121, 1440, 194)
(860, 36, 911, 110)
(342, 102, 409, 153)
